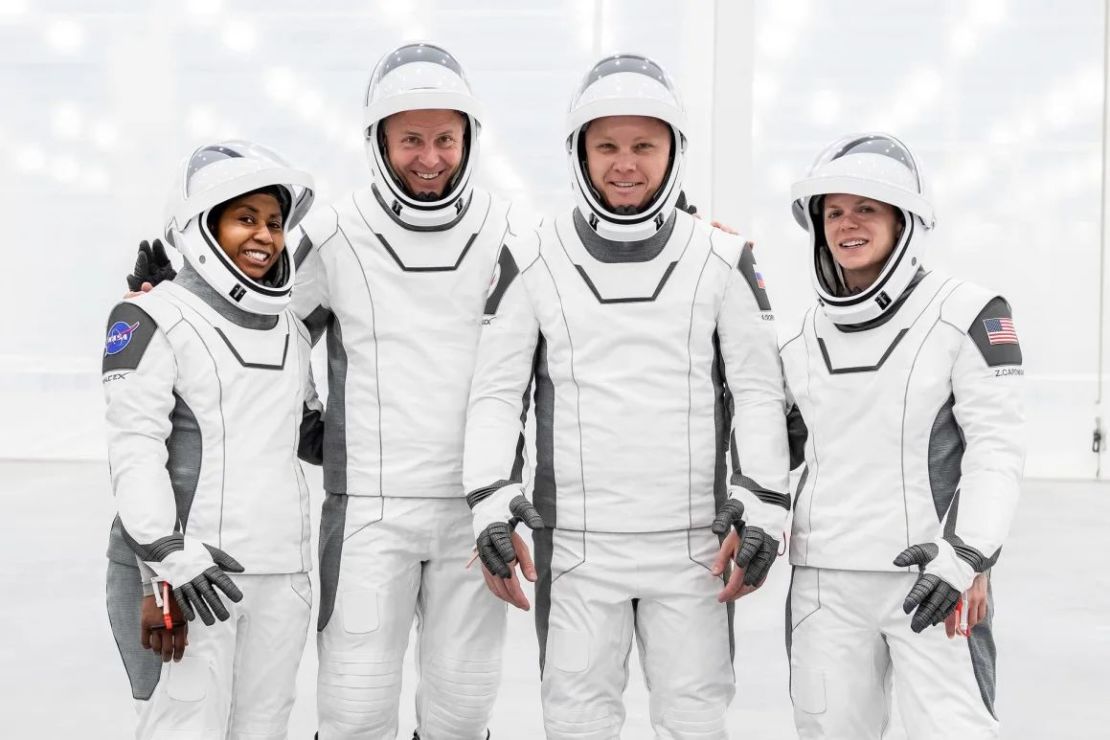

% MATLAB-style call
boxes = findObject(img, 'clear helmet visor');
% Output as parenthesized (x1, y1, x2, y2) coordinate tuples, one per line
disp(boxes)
(183, 140, 313, 228)
(367, 42, 466, 93)
(792, 132, 934, 230)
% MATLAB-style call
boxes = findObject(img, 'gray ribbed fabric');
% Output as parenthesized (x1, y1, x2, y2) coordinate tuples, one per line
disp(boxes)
(533, 336, 556, 528)
(323, 317, 349, 494)
(167, 392, 203, 531)
(928, 395, 965, 521)
(968, 581, 998, 719)
(571, 208, 676, 264)
(176, 261, 278, 330)
(106, 557, 161, 700)
(317, 493, 348, 631)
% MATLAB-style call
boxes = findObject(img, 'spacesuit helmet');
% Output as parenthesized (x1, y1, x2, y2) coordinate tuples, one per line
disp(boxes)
(363, 42, 484, 230)
(791, 132, 935, 326)
(163, 139, 315, 315)
(566, 53, 688, 243)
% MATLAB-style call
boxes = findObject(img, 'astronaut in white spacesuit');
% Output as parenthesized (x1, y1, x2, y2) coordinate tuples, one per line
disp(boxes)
(781, 133, 1024, 739)
(103, 140, 321, 738)
(464, 54, 791, 739)
(289, 43, 535, 740)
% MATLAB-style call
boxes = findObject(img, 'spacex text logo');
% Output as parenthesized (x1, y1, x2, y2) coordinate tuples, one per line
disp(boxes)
(105, 321, 140, 356)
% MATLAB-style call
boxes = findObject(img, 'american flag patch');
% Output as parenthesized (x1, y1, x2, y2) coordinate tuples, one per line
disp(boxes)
(755, 272, 766, 289)
(983, 317, 1018, 345)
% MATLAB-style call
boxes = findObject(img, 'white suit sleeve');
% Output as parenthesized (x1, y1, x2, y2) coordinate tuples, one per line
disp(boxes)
(717, 242, 791, 509)
(290, 221, 333, 344)
(463, 241, 540, 510)
(102, 300, 179, 554)
(948, 296, 1025, 567)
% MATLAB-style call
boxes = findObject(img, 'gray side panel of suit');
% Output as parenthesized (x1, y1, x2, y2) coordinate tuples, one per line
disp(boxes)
(533, 335, 556, 526)
(929, 395, 997, 717)
(106, 525, 161, 700)
(928, 394, 964, 521)
(710, 334, 736, 660)
(968, 583, 998, 719)
(324, 316, 349, 494)
(105, 392, 201, 698)
(532, 336, 556, 675)
(927, 392, 999, 718)
(317, 492, 349, 631)
(167, 392, 202, 531)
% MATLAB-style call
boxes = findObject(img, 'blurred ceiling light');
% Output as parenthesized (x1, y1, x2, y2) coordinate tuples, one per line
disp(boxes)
(908, 67, 943, 100)
(299, 91, 324, 118)
(51, 155, 79, 184)
(264, 67, 296, 103)
(186, 0, 222, 15)
(91, 121, 118, 151)
(44, 18, 84, 54)
(768, 162, 793, 193)
(51, 103, 82, 140)
(968, 0, 1007, 27)
(186, 106, 218, 138)
(988, 123, 1015, 147)
(758, 27, 797, 61)
(0, 0, 28, 17)
(221, 17, 257, 53)
(948, 25, 977, 58)
(16, 145, 45, 173)
(763, 0, 811, 27)
(1074, 65, 1102, 107)
(752, 76, 779, 106)
(810, 89, 842, 127)
(321, 118, 343, 141)
(574, 0, 595, 51)
(952, 156, 988, 189)
(82, 167, 110, 192)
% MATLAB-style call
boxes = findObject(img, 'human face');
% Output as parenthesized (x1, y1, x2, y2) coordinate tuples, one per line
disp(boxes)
(583, 115, 672, 212)
(382, 109, 466, 199)
(214, 192, 285, 281)
(822, 193, 902, 292)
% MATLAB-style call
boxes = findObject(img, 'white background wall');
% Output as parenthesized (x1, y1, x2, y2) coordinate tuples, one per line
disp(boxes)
(0, 0, 1105, 478)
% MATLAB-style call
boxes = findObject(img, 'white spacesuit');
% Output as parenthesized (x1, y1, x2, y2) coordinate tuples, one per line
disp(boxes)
(464, 54, 790, 739)
(291, 43, 533, 740)
(781, 133, 1024, 739)
(103, 140, 320, 739)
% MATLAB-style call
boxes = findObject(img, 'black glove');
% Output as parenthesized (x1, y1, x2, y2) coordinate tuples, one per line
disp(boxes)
(893, 542, 967, 634)
(476, 495, 544, 579)
(168, 543, 246, 626)
(126, 238, 177, 292)
(710, 498, 780, 587)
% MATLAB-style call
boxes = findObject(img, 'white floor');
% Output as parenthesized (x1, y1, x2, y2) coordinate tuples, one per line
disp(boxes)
(2, 461, 1107, 739)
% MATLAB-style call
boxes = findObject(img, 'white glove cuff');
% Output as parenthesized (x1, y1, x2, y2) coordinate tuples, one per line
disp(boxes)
(729, 487, 788, 535)
(925, 539, 976, 593)
(470, 485, 525, 539)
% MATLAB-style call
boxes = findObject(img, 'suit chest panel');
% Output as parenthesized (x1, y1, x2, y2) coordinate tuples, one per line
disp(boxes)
(786, 285, 960, 442)
(326, 202, 504, 358)
(167, 304, 302, 439)
(531, 232, 723, 389)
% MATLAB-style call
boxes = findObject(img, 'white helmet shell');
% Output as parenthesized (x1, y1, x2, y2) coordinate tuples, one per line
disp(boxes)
(363, 42, 484, 231)
(163, 140, 315, 315)
(790, 133, 934, 326)
(566, 53, 687, 243)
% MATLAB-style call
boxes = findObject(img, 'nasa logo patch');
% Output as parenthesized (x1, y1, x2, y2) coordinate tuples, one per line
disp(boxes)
(105, 321, 140, 356)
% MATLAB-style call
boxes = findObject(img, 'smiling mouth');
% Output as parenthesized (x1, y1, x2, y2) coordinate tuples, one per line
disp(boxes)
(412, 170, 445, 182)
(838, 239, 868, 249)
(242, 249, 271, 267)
(609, 181, 644, 190)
